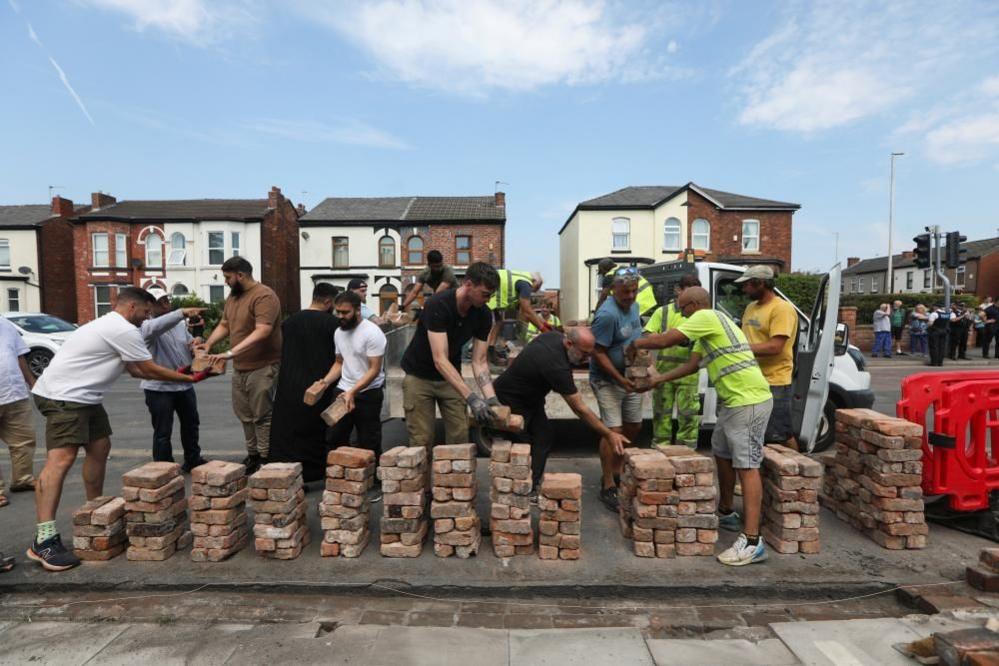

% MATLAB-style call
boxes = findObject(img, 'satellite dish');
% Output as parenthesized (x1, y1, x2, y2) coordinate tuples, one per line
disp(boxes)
(17, 266, 32, 275)
(131, 258, 143, 268)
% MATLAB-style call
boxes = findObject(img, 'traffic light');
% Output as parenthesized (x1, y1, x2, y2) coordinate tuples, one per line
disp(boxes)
(945, 232, 967, 269)
(913, 233, 931, 269)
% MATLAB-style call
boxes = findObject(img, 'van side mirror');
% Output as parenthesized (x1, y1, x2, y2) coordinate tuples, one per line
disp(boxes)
(834, 323, 849, 355)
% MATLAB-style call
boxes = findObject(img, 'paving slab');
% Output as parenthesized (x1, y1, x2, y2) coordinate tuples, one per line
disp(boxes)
(86, 622, 258, 665)
(770, 618, 924, 666)
(508, 627, 654, 665)
(646, 638, 800, 665)
(323, 625, 509, 666)
(0, 621, 130, 666)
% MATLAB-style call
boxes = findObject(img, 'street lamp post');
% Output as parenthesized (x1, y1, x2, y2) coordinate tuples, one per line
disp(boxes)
(887, 152, 904, 294)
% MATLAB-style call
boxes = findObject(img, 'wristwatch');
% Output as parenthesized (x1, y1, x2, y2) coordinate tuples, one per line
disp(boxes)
(226, 350, 234, 359)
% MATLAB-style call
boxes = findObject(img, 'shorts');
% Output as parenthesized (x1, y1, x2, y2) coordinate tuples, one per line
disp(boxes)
(589, 378, 643, 429)
(891, 326, 904, 341)
(32, 395, 112, 450)
(712, 398, 772, 469)
(764, 384, 794, 443)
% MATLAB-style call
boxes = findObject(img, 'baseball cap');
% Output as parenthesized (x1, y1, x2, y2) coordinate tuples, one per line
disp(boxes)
(147, 286, 168, 301)
(347, 278, 368, 290)
(734, 265, 775, 283)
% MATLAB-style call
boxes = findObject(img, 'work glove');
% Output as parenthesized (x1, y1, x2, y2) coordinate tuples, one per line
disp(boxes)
(177, 365, 192, 375)
(466, 393, 493, 426)
(540, 322, 553, 333)
(190, 371, 211, 383)
(486, 396, 502, 408)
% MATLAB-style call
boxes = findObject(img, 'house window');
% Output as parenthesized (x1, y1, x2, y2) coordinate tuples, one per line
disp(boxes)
(871, 276, 879, 293)
(7, 288, 19, 312)
(407, 236, 424, 264)
(145, 233, 163, 269)
(692, 218, 711, 251)
(611, 217, 630, 251)
(231, 231, 241, 258)
(207, 232, 225, 265)
(741, 220, 760, 252)
(92, 233, 109, 267)
(956, 265, 966, 286)
(663, 218, 681, 252)
(115, 233, 128, 267)
(0, 239, 10, 270)
(859, 276, 867, 292)
(172, 283, 189, 296)
(923, 270, 931, 289)
(332, 237, 349, 268)
(209, 285, 225, 303)
(849, 278, 856, 293)
(906, 271, 913, 290)
(455, 235, 472, 265)
(94, 285, 112, 317)
(168, 233, 186, 266)
(378, 236, 395, 268)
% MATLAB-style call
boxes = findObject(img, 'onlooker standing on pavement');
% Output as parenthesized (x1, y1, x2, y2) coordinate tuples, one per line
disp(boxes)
(400, 262, 500, 448)
(201, 257, 282, 475)
(629, 286, 774, 567)
(983, 300, 999, 359)
(318, 291, 387, 462)
(871, 303, 893, 358)
(947, 304, 972, 360)
(0, 315, 37, 505)
(890, 300, 907, 356)
(400, 250, 457, 312)
(927, 303, 954, 367)
(909, 305, 929, 357)
(973, 306, 987, 348)
(29, 287, 206, 571)
(140, 288, 209, 472)
(737, 266, 799, 449)
(590, 268, 643, 512)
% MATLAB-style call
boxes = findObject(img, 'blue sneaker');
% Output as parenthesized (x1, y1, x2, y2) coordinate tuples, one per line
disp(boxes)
(717, 533, 768, 566)
(26, 534, 80, 572)
(718, 510, 742, 532)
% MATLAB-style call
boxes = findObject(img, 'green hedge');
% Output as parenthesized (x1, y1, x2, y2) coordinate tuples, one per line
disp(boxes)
(841, 293, 979, 325)
(168, 295, 230, 352)
(775, 272, 823, 312)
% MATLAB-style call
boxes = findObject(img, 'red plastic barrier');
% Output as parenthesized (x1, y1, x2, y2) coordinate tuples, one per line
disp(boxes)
(897, 372, 999, 511)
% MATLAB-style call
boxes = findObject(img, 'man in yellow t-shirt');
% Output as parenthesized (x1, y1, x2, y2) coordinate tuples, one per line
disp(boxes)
(628, 287, 773, 568)
(736, 266, 799, 450)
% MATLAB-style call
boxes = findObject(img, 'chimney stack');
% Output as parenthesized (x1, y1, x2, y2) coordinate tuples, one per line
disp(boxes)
(51, 196, 74, 218)
(91, 191, 116, 210)
(902, 250, 914, 260)
(268, 186, 282, 209)
(847, 257, 860, 268)
(296, 203, 306, 216)
(494, 191, 505, 209)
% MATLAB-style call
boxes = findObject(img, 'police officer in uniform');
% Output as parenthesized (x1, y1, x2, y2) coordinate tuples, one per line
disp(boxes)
(927, 303, 953, 367)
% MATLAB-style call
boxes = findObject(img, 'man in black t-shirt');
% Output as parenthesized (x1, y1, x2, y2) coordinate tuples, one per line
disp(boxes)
(401, 262, 501, 448)
(494, 328, 630, 489)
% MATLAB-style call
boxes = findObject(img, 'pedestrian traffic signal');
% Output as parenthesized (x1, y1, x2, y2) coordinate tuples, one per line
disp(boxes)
(945, 232, 967, 269)
(913, 233, 931, 269)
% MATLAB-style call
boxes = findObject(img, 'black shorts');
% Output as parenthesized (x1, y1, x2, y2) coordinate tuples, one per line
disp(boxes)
(764, 384, 794, 443)
(891, 326, 904, 341)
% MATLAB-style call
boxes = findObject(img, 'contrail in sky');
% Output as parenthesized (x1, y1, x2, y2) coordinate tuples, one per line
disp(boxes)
(25, 20, 96, 126)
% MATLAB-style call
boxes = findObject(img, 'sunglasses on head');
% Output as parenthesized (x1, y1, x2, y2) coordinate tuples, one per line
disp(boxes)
(614, 267, 639, 277)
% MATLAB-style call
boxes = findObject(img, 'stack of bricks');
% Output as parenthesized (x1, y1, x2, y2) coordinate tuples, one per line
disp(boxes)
(488, 441, 534, 557)
(72, 496, 127, 561)
(665, 446, 718, 556)
(122, 462, 190, 561)
(319, 447, 376, 558)
(619, 448, 678, 558)
(250, 462, 310, 559)
(189, 461, 249, 562)
(538, 473, 581, 560)
(820, 408, 927, 550)
(378, 446, 429, 557)
(431, 443, 481, 558)
(760, 445, 822, 554)
(966, 547, 999, 594)
(625, 349, 655, 391)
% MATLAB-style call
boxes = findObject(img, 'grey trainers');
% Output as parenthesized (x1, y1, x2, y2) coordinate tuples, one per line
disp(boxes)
(718, 510, 742, 532)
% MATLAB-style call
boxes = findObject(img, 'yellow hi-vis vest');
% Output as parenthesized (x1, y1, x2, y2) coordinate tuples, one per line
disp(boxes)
(488, 269, 535, 311)
(644, 303, 697, 386)
(604, 269, 658, 316)
(525, 314, 561, 342)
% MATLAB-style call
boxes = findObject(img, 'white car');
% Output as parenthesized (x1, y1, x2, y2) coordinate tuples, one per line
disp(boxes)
(1, 312, 77, 377)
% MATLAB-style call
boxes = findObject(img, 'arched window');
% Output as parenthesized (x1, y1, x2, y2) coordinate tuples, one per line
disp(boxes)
(171, 283, 189, 296)
(379, 236, 396, 267)
(168, 232, 186, 266)
(378, 284, 399, 314)
(691, 219, 710, 251)
(145, 232, 163, 268)
(611, 217, 630, 250)
(407, 236, 424, 264)
(663, 217, 681, 252)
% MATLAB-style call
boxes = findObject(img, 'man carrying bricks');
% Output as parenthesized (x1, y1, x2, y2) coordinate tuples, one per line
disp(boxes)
(29, 287, 209, 571)
(400, 249, 457, 312)
(400, 261, 500, 448)
(629, 286, 773, 567)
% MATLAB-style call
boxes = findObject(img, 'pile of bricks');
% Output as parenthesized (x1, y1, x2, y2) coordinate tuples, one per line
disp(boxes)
(761, 444, 822, 554)
(665, 446, 718, 556)
(625, 349, 655, 391)
(378, 446, 429, 557)
(122, 462, 190, 561)
(820, 408, 927, 550)
(72, 496, 127, 561)
(965, 547, 999, 594)
(189, 461, 249, 562)
(250, 462, 310, 559)
(538, 472, 581, 560)
(319, 447, 376, 558)
(488, 441, 534, 557)
(431, 443, 480, 558)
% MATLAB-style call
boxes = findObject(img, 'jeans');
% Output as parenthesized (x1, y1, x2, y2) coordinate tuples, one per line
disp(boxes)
(144, 388, 201, 465)
(327, 386, 384, 458)
(909, 332, 928, 356)
(872, 331, 892, 357)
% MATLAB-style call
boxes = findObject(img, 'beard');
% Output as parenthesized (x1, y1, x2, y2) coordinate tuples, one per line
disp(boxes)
(567, 346, 585, 365)
(230, 281, 245, 296)
(339, 314, 359, 330)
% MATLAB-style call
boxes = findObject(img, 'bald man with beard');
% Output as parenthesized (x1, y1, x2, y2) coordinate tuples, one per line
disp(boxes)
(493, 328, 630, 494)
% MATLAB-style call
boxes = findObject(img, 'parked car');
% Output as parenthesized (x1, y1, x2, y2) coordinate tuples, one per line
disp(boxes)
(1, 312, 77, 377)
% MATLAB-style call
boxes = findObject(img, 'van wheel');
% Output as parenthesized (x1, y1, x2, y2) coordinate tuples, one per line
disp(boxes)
(27, 348, 53, 377)
(812, 400, 837, 453)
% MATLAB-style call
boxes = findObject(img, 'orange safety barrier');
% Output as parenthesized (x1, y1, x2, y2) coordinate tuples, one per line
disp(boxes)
(897, 371, 999, 511)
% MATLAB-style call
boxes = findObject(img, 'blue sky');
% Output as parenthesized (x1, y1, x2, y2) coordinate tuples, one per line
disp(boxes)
(3, 0, 999, 286)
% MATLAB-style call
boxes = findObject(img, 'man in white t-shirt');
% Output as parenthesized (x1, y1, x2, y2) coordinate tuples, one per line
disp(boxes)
(28, 287, 210, 572)
(315, 290, 387, 467)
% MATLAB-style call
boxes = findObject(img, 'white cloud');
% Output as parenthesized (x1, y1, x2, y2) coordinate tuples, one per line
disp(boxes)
(730, 1, 999, 133)
(77, 0, 260, 44)
(666, 39, 678, 54)
(246, 118, 411, 150)
(290, 0, 686, 95)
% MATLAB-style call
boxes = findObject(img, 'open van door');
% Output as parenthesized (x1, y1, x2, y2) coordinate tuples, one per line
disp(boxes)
(792, 264, 841, 452)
